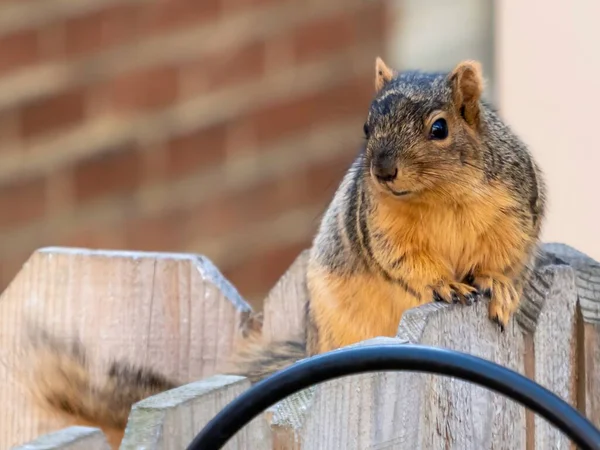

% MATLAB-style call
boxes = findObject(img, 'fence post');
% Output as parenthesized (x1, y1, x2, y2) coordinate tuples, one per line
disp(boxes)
(12, 426, 111, 450)
(120, 375, 272, 449)
(0, 247, 252, 449)
(261, 250, 310, 343)
(543, 243, 600, 429)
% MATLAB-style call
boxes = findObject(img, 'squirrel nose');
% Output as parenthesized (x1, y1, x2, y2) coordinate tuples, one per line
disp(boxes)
(372, 161, 398, 182)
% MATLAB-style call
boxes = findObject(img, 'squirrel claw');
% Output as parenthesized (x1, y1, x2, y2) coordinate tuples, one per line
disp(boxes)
(463, 293, 477, 306)
(473, 272, 519, 333)
(431, 281, 478, 306)
(491, 315, 505, 333)
(473, 284, 492, 299)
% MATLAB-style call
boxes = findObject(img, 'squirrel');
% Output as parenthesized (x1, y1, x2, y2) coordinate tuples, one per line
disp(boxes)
(230, 57, 546, 365)
(19, 57, 545, 448)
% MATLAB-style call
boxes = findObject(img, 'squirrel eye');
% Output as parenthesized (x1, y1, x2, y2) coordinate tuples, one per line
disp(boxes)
(429, 118, 448, 140)
(363, 123, 370, 139)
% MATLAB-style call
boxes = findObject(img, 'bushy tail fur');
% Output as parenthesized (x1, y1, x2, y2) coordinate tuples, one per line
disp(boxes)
(224, 330, 307, 383)
(19, 329, 177, 447)
(19, 328, 306, 447)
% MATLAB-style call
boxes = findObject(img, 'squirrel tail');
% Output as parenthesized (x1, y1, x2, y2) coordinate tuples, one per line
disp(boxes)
(20, 329, 178, 447)
(224, 330, 307, 383)
(19, 328, 306, 446)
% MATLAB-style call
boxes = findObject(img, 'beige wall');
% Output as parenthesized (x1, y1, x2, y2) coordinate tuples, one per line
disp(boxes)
(389, 0, 495, 98)
(496, 0, 600, 260)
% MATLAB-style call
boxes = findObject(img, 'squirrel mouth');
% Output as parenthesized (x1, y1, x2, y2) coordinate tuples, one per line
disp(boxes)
(389, 188, 411, 197)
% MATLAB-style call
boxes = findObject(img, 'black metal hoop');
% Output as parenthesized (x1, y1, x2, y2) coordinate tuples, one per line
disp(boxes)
(186, 344, 600, 450)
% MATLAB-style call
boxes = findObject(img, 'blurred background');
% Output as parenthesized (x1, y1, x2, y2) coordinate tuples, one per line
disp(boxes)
(0, 0, 597, 308)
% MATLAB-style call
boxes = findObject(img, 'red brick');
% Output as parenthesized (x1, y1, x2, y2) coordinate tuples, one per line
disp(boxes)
(0, 30, 41, 74)
(304, 150, 357, 199)
(242, 75, 372, 145)
(221, 0, 281, 14)
(221, 240, 311, 303)
(180, 39, 266, 96)
(124, 209, 188, 252)
(233, 151, 354, 222)
(292, 13, 357, 64)
(0, 248, 37, 291)
(0, 175, 47, 228)
(195, 149, 357, 301)
(356, 0, 388, 42)
(0, 0, 389, 303)
(208, 40, 267, 90)
(182, 149, 355, 242)
(73, 144, 143, 203)
(61, 225, 126, 250)
(0, 111, 19, 147)
(165, 124, 228, 178)
(108, 65, 179, 112)
(45, 169, 74, 214)
(20, 89, 86, 138)
(38, 22, 66, 60)
(181, 194, 239, 242)
(143, 0, 220, 32)
(64, 4, 142, 58)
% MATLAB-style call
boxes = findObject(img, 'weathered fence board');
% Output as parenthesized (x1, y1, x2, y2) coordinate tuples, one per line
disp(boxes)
(0, 247, 252, 449)
(543, 243, 600, 429)
(120, 375, 272, 450)
(526, 263, 578, 448)
(13, 426, 110, 450)
(261, 250, 310, 343)
(400, 302, 527, 449)
(266, 301, 532, 450)
(268, 337, 416, 449)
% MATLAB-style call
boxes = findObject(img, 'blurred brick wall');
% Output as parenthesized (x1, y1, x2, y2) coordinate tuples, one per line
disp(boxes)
(0, 0, 390, 306)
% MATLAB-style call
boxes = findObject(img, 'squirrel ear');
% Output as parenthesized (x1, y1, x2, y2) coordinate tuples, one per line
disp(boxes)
(375, 57, 395, 93)
(449, 60, 484, 126)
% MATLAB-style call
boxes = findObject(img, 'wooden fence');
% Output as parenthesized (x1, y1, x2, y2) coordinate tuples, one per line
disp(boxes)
(1, 243, 599, 449)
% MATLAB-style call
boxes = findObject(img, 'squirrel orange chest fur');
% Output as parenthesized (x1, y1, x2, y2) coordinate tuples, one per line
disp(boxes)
(372, 181, 527, 281)
(308, 180, 530, 354)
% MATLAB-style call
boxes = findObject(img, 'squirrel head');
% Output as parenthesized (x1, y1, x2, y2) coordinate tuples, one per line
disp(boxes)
(364, 57, 486, 202)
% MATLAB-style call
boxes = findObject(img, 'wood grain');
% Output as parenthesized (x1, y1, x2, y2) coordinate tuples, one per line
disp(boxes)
(0, 247, 252, 449)
(261, 250, 310, 343)
(120, 375, 272, 450)
(543, 243, 600, 429)
(527, 263, 578, 449)
(399, 301, 526, 450)
(267, 337, 414, 450)
(12, 426, 110, 450)
(543, 243, 600, 322)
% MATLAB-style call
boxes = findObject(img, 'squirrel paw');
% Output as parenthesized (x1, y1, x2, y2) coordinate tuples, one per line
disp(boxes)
(431, 280, 478, 306)
(472, 273, 519, 332)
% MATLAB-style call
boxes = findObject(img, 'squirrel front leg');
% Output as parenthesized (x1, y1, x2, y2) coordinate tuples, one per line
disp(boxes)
(471, 271, 520, 331)
(306, 251, 479, 355)
(306, 251, 472, 355)
(380, 249, 478, 307)
(468, 227, 535, 331)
